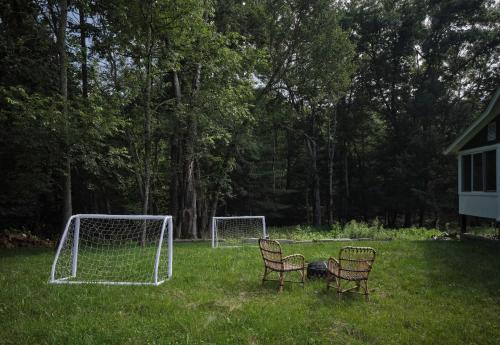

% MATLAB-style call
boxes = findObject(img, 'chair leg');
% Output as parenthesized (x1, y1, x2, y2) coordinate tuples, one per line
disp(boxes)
(362, 280, 369, 295)
(262, 267, 268, 284)
(278, 272, 284, 292)
(362, 280, 369, 300)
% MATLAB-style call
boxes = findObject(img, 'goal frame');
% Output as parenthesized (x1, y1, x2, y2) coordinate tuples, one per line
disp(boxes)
(49, 214, 173, 286)
(211, 216, 267, 248)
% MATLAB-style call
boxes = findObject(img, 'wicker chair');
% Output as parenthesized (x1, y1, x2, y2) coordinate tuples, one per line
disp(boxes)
(258, 238, 305, 292)
(326, 246, 376, 297)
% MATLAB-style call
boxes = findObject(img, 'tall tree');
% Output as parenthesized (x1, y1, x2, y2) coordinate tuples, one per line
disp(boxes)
(274, 0, 355, 226)
(78, 0, 88, 98)
(57, 0, 72, 225)
(141, 0, 154, 244)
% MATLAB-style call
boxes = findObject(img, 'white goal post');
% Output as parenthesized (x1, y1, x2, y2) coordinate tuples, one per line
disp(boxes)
(50, 214, 173, 286)
(211, 216, 267, 248)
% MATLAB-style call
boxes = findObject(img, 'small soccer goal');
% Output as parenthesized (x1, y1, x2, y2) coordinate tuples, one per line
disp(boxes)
(50, 214, 173, 286)
(211, 216, 267, 248)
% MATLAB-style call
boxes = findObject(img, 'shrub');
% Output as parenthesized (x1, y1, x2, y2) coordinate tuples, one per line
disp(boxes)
(269, 221, 444, 241)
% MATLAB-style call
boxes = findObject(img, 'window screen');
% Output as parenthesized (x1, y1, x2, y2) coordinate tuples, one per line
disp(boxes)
(473, 153, 484, 191)
(485, 150, 496, 191)
(462, 155, 471, 192)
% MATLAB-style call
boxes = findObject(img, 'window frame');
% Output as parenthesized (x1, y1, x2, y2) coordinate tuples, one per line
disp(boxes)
(459, 145, 497, 195)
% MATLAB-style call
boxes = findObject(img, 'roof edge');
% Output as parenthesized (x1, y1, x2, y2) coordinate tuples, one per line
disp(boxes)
(444, 88, 500, 155)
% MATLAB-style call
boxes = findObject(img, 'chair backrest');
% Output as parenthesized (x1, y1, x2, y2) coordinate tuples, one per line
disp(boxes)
(258, 238, 283, 268)
(339, 246, 376, 276)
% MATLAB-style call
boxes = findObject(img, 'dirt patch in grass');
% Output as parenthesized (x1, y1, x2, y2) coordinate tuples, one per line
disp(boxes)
(0, 230, 54, 248)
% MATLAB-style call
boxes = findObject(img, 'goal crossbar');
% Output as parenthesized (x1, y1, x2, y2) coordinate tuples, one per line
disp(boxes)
(211, 216, 267, 248)
(50, 214, 173, 286)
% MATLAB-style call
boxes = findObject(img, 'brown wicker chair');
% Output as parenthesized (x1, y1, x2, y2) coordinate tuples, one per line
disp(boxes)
(258, 238, 305, 292)
(326, 246, 376, 297)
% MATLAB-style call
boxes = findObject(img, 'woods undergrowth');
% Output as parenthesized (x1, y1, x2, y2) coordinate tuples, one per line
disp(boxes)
(1, 0, 499, 237)
(270, 221, 445, 241)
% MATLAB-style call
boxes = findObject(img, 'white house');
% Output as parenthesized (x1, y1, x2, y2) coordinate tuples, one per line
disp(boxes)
(444, 88, 500, 230)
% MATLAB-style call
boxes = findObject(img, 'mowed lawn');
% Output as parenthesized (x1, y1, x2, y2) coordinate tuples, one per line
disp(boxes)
(1, 240, 499, 344)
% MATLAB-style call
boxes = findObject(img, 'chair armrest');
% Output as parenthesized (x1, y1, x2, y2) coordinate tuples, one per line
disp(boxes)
(282, 254, 305, 267)
(327, 257, 339, 273)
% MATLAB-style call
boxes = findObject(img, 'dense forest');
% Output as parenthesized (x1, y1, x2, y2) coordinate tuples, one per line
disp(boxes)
(1, 0, 499, 238)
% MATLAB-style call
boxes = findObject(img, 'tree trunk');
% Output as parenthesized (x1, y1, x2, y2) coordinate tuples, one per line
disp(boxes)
(171, 62, 201, 238)
(306, 137, 321, 227)
(58, 0, 72, 225)
(305, 186, 311, 224)
(312, 142, 321, 227)
(286, 128, 293, 190)
(129, 139, 144, 202)
(181, 63, 202, 238)
(272, 125, 277, 193)
(344, 148, 350, 220)
(305, 108, 321, 227)
(327, 107, 337, 226)
(182, 158, 197, 238)
(142, 8, 153, 245)
(170, 68, 183, 238)
(79, 2, 88, 98)
(170, 135, 181, 238)
(404, 210, 412, 227)
(63, 157, 72, 222)
(197, 184, 209, 239)
(418, 207, 425, 227)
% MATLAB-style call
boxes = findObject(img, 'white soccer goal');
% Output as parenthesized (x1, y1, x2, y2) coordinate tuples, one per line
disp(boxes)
(50, 214, 173, 286)
(211, 216, 267, 248)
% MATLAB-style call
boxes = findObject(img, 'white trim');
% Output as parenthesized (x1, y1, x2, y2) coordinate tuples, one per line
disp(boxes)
(50, 214, 173, 286)
(212, 216, 266, 220)
(50, 280, 160, 286)
(457, 144, 499, 194)
(212, 216, 266, 248)
(458, 144, 498, 155)
(76, 214, 168, 220)
(167, 217, 173, 279)
(445, 88, 500, 155)
(71, 216, 80, 277)
(153, 218, 168, 284)
(262, 217, 267, 238)
(458, 192, 497, 196)
(211, 218, 216, 248)
(50, 215, 76, 283)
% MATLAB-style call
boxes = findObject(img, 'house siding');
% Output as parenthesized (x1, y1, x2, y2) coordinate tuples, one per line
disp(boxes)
(462, 115, 500, 150)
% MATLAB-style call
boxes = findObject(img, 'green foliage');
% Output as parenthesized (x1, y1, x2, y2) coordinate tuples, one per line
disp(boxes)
(1, 241, 500, 344)
(465, 226, 499, 238)
(270, 221, 444, 241)
(0, 86, 64, 230)
(0, 0, 59, 92)
(1, 0, 500, 236)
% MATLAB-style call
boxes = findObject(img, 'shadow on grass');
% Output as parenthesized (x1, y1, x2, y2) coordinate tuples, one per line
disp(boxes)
(0, 247, 53, 259)
(417, 240, 500, 298)
(312, 281, 373, 308)
(230, 274, 307, 295)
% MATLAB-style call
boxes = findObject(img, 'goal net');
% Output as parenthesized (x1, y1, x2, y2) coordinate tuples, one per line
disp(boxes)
(212, 216, 267, 248)
(50, 214, 173, 285)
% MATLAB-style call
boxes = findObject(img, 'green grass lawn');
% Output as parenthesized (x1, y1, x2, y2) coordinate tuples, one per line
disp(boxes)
(1, 240, 499, 344)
